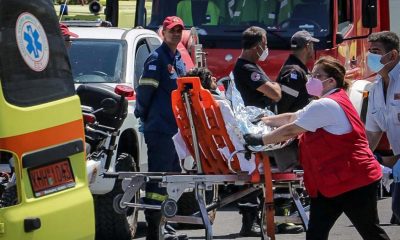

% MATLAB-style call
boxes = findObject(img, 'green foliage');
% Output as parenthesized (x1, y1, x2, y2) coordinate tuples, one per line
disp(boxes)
(55, 0, 148, 28)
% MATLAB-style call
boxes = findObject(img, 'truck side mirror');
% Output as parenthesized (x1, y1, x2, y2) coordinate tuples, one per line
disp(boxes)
(362, 0, 377, 28)
(336, 32, 344, 45)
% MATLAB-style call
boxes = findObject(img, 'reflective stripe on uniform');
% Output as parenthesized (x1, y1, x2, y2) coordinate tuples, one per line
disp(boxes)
(281, 84, 299, 97)
(146, 192, 168, 202)
(139, 78, 159, 87)
(238, 202, 259, 208)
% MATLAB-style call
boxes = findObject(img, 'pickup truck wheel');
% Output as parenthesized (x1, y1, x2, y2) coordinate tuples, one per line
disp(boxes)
(176, 185, 218, 229)
(94, 153, 138, 240)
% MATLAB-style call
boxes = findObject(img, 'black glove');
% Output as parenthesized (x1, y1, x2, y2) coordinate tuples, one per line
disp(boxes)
(244, 134, 264, 146)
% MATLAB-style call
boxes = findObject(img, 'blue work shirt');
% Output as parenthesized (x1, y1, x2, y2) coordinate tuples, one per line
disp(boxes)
(134, 42, 186, 134)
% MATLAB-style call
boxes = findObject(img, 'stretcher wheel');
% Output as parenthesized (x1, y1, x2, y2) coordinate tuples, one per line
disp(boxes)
(113, 193, 128, 214)
(161, 199, 178, 218)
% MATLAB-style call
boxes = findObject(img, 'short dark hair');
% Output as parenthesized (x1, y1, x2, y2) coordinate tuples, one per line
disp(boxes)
(368, 31, 400, 52)
(315, 56, 349, 90)
(186, 67, 213, 90)
(241, 26, 266, 49)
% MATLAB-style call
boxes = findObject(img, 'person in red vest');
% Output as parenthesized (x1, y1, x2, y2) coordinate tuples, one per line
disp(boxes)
(244, 56, 390, 240)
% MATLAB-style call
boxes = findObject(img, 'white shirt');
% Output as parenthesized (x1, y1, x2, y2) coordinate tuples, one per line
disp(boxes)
(365, 63, 400, 155)
(294, 89, 352, 135)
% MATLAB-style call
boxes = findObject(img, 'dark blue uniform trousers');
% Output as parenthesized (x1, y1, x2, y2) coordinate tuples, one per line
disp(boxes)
(144, 132, 181, 205)
(392, 182, 400, 222)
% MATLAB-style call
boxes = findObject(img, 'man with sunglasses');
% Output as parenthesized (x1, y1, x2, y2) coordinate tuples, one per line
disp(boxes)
(365, 31, 400, 226)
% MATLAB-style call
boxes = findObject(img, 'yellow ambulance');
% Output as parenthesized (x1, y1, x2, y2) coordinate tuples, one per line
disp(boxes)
(0, 0, 95, 239)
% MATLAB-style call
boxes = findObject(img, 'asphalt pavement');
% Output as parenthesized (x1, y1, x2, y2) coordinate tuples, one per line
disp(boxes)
(133, 197, 399, 240)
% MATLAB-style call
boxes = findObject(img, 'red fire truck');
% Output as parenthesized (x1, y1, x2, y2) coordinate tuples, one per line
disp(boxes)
(126, 0, 393, 155)
(105, 0, 395, 152)
(130, 0, 387, 82)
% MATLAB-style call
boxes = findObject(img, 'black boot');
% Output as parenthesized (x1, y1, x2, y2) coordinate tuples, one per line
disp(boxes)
(390, 213, 400, 225)
(239, 207, 261, 237)
(145, 210, 162, 240)
(145, 210, 189, 240)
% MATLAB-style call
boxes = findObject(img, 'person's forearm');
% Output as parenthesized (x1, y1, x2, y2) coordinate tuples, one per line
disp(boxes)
(381, 155, 400, 168)
(257, 82, 282, 102)
(261, 122, 306, 144)
(265, 82, 282, 102)
(262, 113, 297, 127)
(366, 131, 383, 151)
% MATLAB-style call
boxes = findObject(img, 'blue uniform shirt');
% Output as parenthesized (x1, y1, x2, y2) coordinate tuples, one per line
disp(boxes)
(134, 42, 186, 134)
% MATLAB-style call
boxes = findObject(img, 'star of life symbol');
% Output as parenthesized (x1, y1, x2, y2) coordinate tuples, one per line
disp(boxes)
(16, 12, 49, 72)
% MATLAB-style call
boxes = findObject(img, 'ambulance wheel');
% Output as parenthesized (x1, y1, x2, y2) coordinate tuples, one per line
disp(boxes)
(176, 185, 218, 229)
(94, 153, 138, 240)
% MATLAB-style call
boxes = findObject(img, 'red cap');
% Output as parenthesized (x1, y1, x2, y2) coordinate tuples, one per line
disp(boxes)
(162, 16, 184, 30)
(59, 23, 79, 39)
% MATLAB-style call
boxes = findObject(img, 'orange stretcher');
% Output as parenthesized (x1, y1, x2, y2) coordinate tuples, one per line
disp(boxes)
(171, 77, 308, 239)
(110, 76, 308, 240)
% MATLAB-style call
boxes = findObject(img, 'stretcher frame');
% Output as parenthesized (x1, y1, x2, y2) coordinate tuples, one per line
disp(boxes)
(110, 77, 309, 240)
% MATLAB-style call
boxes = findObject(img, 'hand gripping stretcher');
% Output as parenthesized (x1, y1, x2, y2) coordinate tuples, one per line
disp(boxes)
(109, 77, 309, 240)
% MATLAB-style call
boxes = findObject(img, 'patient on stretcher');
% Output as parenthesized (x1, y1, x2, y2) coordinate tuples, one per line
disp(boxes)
(173, 68, 291, 174)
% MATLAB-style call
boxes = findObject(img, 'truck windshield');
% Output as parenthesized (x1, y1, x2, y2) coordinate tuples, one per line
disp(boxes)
(146, 0, 331, 49)
(68, 40, 126, 83)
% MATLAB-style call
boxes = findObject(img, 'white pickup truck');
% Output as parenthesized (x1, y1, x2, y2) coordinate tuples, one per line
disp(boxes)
(68, 22, 161, 172)
(66, 21, 162, 239)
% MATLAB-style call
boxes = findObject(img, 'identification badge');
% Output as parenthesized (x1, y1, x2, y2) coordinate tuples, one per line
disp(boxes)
(251, 72, 261, 81)
(148, 65, 156, 71)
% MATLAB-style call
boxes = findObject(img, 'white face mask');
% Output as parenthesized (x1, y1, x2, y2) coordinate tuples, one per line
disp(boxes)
(367, 52, 391, 73)
(257, 45, 269, 61)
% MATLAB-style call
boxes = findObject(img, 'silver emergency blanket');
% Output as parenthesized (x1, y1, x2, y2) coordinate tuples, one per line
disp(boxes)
(172, 77, 292, 175)
(225, 74, 292, 152)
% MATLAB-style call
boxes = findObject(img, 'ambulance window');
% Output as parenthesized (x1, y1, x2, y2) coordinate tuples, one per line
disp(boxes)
(0, 152, 19, 208)
(337, 0, 352, 33)
(0, 36, 75, 107)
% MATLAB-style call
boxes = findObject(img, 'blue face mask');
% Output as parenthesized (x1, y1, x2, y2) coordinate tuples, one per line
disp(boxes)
(367, 52, 389, 73)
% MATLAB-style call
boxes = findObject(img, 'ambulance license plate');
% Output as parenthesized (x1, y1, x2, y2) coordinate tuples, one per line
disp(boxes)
(29, 159, 75, 197)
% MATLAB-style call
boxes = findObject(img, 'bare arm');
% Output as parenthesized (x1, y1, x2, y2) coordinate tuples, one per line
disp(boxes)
(381, 155, 399, 168)
(366, 130, 383, 151)
(261, 122, 307, 144)
(256, 81, 281, 102)
(261, 113, 298, 127)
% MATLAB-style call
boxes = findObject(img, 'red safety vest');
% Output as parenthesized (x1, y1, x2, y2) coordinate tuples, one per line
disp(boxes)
(299, 89, 382, 198)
